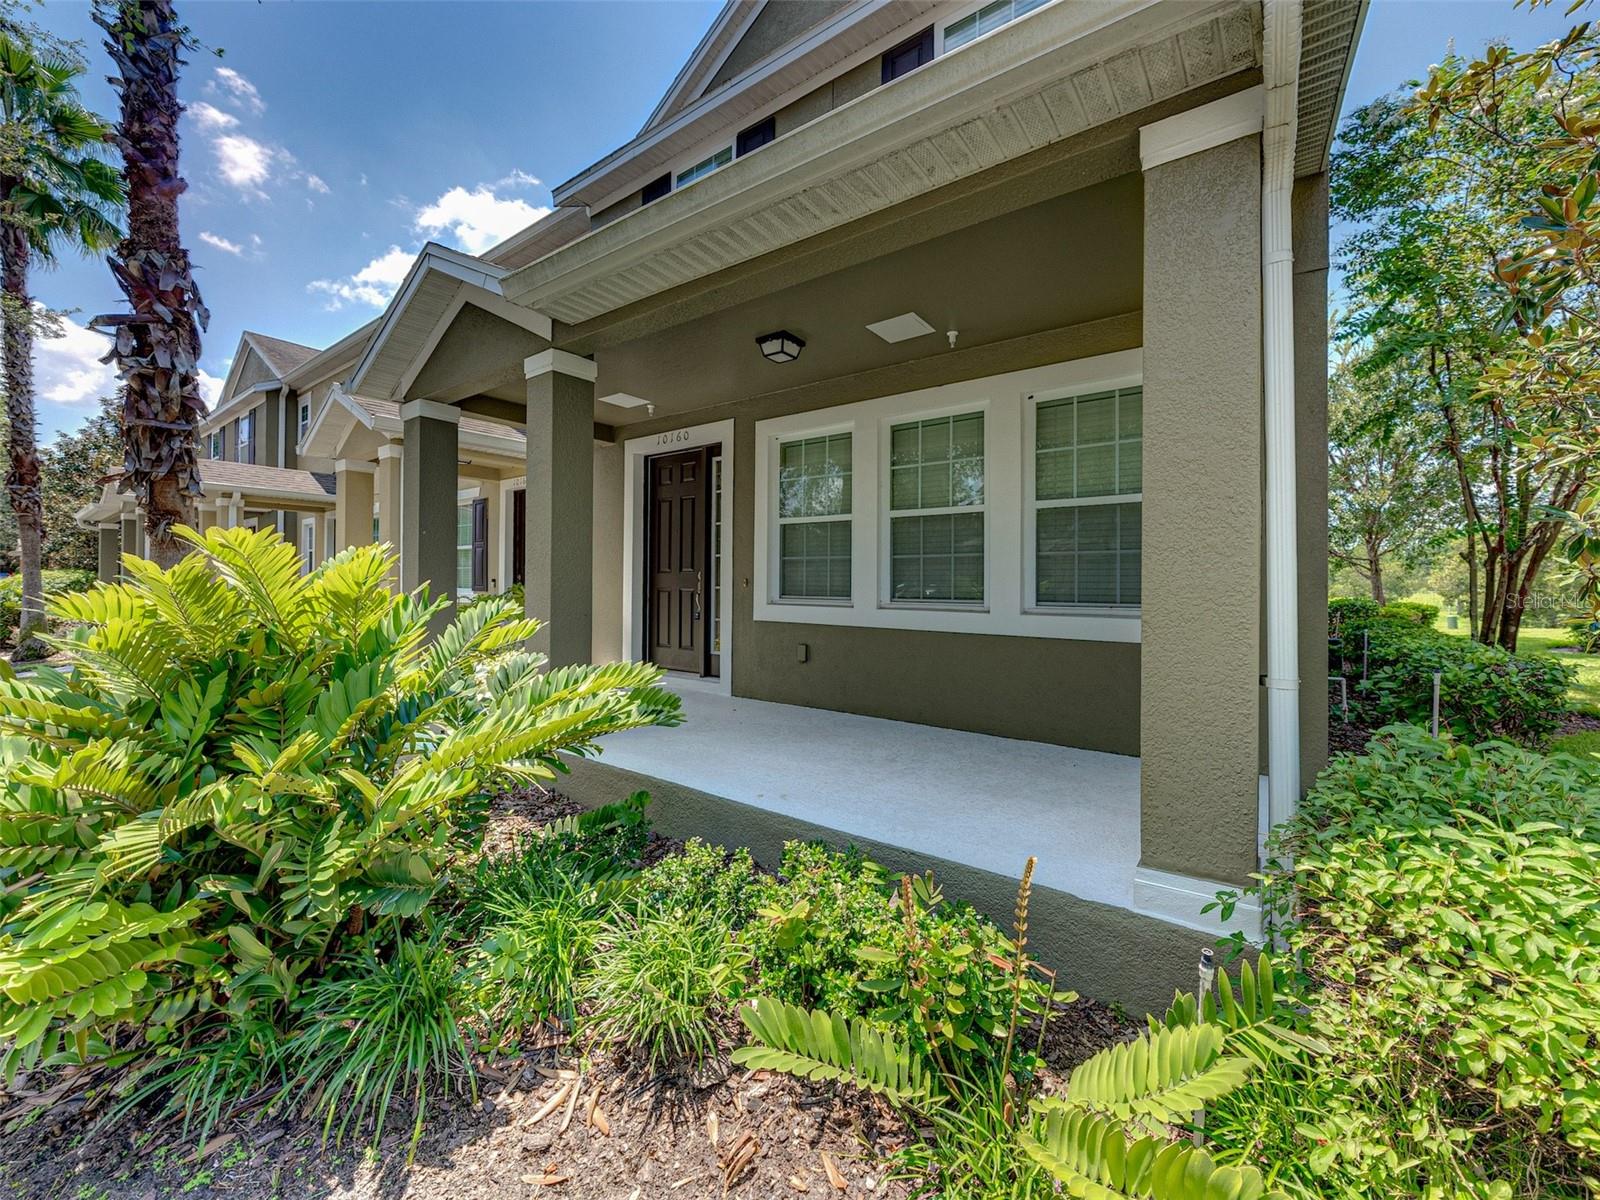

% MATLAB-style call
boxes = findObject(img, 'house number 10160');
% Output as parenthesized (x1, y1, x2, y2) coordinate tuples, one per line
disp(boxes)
(656, 430, 693, 446)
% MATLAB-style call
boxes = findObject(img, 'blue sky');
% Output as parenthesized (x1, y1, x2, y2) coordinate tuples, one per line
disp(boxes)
(21, 0, 1583, 443)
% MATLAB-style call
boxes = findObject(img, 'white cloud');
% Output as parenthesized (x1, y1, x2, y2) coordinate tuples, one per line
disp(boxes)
(198, 369, 224, 408)
(213, 133, 283, 196)
(198, 231, 243, 256)
(493, 169, 541, 189)
(188, 101, 238, 130)
(307, 245, 414, 310)
(209, 66, 265, 115)
(305, 173, 330, 195)
(35, 311, 116, 408)
(414, 183, 549, 253)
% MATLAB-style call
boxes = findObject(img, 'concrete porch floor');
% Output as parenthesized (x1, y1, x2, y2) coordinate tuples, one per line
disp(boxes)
(589, 674, 1142, 911)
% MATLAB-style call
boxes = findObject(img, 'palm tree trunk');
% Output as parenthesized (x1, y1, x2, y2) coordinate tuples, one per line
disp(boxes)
(95, 0, 204, 568)
(0, 212, 45, 648)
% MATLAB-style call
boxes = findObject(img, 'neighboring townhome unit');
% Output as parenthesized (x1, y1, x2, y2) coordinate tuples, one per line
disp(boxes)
(92, 0, 1367, 1012)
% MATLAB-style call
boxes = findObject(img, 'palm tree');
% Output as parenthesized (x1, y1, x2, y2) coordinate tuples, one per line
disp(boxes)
(0, 33, 122, 648)
(92, 0, 205, 568)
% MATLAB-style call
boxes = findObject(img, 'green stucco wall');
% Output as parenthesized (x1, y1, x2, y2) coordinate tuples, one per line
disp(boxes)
(705, 1, 851, 93)
(1138, 135, 1262, 888)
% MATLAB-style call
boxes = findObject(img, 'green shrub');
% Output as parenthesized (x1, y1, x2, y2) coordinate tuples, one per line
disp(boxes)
(464, 852, 627, 1037)
(0, 527, 680, 1076)
(1326, 595, 1379, 635)
(743, 842, 900, 1014)
(1356, 623, 1572, 742)
(284, 936, 473, 1161)
(1376, 598, 1438, 626)
(587, 908, 739, 1069)
(637, 837, 759, 927)
(1330, 600, 1573, 742)
(1233, 727, 1600, 1197)
(0, 568, 95, 646)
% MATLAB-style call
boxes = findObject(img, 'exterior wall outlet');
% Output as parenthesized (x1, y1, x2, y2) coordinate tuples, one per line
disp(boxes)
(797, 642, 809, 663)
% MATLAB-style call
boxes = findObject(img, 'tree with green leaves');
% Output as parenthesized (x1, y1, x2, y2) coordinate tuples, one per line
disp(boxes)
(1412, 15, 1600, 645)
(41, 396, 119, 571)
(92, 0, 205, 568)
(0, 31, 122, 648)
(1334, 57, 1588, 649)
(1327, 347, 1457, 604)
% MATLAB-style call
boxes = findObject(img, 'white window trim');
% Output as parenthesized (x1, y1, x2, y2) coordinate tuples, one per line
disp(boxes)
(621, 419, 735, 696)
(752, 352, 1142, 644)
(299, 516, 316, 575)
(1022, 382, 1145, 614)
(935, 0, 1054, 56)
(298, 399, 311, 444)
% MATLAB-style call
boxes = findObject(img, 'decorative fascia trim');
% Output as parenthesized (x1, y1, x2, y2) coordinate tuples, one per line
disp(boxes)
(524, 348, 598, 382)
(398, 399, 462, 425)
(334, 459, 378, 475)
(1139, 84, 1264, 171)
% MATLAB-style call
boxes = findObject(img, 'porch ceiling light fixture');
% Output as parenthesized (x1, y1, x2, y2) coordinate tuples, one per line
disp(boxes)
(756, 329, 805, 364)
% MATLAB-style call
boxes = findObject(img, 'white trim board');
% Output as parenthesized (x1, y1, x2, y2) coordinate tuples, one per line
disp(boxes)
(622, 419, 736, 696)
(752, 351, 1143, 643)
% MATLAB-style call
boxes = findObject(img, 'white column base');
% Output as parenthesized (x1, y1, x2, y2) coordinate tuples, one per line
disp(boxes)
(1131, 867, 1263, 941)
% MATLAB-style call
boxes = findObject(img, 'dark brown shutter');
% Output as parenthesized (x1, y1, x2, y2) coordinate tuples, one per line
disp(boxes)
(881, 27, 933, 84)
(471, 498, 488, 592)
(511, 489, 526, 587)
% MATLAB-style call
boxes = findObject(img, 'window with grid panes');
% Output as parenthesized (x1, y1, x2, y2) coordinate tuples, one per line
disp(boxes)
(888, 411, 984, 604)
(777, 433, 852, 600)
(1033, 387, 1141, 606)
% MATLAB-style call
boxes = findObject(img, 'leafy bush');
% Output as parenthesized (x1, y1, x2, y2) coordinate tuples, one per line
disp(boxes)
(1331, 601, 1573, 742)
(284, 936, 473, 1161)
(743, 842, 900, 1014)
(1230, 727, 1600, 1197)
(1326, 595, 1378, 635)
(587, 908, 740, 1069)
(637, 837, 759, 927)
(0, 527, 679, 1077)
(0, 567, 95, 645)
(1376, 597, 1438, 626)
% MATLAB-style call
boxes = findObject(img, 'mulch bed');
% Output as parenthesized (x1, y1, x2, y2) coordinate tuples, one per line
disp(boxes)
(0, 789, 1138, 1200)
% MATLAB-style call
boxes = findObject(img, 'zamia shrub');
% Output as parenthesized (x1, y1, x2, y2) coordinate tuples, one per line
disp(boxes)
(0, 527, 680, 1077)
(1252, 727, 1600, 1195)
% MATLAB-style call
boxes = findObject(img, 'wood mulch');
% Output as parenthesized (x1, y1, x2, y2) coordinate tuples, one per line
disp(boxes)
(0, 789, 1138, 1200)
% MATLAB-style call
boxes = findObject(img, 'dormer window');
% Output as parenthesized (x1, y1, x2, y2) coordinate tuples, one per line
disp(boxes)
(736, 117, 775, 158)
(881, 26, 933, 83)
(944, 0, 1048, 52)
(676, 146, 732, 188)
(641, 173, 671, 205)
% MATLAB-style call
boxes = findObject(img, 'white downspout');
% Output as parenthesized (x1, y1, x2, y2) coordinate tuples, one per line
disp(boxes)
(1263, 0, 1302, 842)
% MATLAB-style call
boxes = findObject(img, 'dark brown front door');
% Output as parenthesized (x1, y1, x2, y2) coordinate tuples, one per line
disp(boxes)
(511, 489, 526, 587)
(647, 448, 710, 674)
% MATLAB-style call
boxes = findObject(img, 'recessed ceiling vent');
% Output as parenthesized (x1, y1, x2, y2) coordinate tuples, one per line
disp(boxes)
(866, 312, 935, 343)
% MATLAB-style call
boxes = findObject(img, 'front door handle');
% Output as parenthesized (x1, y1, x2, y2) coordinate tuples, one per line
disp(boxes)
(693, 571, 703, 621)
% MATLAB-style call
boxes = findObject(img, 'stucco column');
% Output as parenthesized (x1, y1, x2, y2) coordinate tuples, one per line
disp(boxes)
(524, 349, 594, 666)
(399, 400, 460, 631)
(376, 443, 402, 587)
(96, 525, 120, 583)
(119, 515, 139, 567)
(335, 459, 376, 552)
(1135, 93, 1265, 906)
